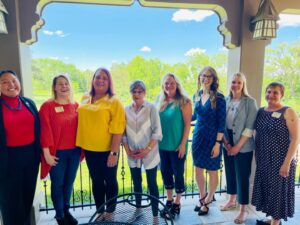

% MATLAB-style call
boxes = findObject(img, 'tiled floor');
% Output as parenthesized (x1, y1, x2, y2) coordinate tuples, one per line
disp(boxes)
(38, 188, 300, 225)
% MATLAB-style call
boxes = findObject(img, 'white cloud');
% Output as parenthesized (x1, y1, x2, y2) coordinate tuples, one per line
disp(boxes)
(278, 14, 300, 28)
(172, 9, 214, 22)
(140, 46, 152, 52)
(43, 29, 70, 37)
(43, 30, 54, 36)
(184, 48, 206, 57)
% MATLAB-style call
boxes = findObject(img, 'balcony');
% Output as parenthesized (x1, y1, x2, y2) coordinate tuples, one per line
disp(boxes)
(37, 142, 300, 225)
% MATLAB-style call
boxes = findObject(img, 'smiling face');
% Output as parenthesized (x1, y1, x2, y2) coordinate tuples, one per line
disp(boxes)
(53, 76, 70, 99)
(0, 72, 21, 97)
(131, 86, 145, 106)
(199, 69, 214, 89)
(163, 75, 177, 98)
(93, 70, 109, 95)
(230, 75, 244, 95)
(265, 85, 283, 106)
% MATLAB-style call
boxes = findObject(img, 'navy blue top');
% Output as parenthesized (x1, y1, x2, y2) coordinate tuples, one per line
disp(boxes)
(192, 91, 226, 170)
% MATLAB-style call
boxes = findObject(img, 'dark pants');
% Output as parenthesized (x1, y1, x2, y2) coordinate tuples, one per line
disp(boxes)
(130, 166, 159, 216)
(159, 150, 186, 193)
(84, 150, 118, 212)
(50, 148, 81, 219)
(0, 144, 39, 225)
(223, 129, 253, 204)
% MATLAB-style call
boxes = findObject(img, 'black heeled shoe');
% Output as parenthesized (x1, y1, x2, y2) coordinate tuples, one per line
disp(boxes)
(171, 203, 181, 217)
(160, 199, 174, 220)
(194, 193, 208, 212)
(198, 201, 212, 216)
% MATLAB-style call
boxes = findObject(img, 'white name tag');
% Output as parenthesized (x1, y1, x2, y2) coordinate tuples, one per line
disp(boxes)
(195, 96, 200, 102)
(55, 106, 64, 113)
(271, 112, 281, 118)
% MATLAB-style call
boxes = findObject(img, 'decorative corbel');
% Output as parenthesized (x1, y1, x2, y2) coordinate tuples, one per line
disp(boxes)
(0, 0, 8, 34)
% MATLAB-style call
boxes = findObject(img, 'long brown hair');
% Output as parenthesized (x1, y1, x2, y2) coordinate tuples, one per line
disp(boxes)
(197, 66, 219, 108)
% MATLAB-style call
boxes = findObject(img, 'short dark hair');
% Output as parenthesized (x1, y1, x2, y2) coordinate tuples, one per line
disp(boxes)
(266, 82, 285, 96)
(0, 70, 17, 78)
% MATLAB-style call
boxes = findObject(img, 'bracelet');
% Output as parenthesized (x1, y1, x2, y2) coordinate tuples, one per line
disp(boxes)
(146, 146, 152, 151)
(110, 151, 119, 156)
(215, 140, 222, 144)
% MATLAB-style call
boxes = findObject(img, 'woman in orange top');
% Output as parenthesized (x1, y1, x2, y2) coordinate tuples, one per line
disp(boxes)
(39, 74, 80, 225)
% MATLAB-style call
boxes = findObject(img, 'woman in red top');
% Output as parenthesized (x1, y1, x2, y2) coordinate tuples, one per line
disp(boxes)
(40, 74, 80, 225)
(0, 70, 40, 225)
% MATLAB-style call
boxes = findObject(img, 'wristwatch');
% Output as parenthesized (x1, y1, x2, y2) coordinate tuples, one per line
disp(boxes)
(215, 140, 222, 144)
(110, 151, 119, 156)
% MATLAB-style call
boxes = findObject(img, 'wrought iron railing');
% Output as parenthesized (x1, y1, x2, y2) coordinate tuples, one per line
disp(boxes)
(39, 139, 300, 213)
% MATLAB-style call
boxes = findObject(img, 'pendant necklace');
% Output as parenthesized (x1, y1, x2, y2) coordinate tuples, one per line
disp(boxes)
(1, 98, 22, 111)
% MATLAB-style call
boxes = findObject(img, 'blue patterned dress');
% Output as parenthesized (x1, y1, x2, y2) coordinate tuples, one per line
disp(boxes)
(252, 107, 296, 221)
(192, 91, 226, 170)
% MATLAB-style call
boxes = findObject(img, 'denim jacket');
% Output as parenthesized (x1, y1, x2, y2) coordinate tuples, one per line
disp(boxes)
(225, 95, 258, 153)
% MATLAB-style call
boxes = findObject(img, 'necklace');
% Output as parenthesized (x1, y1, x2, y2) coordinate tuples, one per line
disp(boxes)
(229, 100, 240, 111)
(1, 97, 22, 111)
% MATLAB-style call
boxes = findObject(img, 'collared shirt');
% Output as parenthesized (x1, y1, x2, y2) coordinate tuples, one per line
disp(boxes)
(76, 94, 125, 152)
(123, 101, 162, 169)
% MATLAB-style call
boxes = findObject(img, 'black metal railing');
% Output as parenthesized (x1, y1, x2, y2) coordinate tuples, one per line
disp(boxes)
(39, 138, 300, 213)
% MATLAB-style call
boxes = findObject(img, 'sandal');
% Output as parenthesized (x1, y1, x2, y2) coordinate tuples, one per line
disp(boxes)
(220, 201, 237, 211)
(160, 199, 174, 220)
(198, 201, 212, 216)
(234, 210, 248, 224)
(194, 193, 207, 212)
(170, 203, 181, 217)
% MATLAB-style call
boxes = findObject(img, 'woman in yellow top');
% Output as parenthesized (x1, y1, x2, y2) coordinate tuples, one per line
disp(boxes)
(76, 68, 125, 220)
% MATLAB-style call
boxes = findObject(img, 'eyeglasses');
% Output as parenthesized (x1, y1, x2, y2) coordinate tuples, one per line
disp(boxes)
(132, 91, 144, 95)
(200, 74, 213, 79)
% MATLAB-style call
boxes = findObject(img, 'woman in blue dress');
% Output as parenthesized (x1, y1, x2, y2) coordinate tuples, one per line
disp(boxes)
(192, 66, 226, 216)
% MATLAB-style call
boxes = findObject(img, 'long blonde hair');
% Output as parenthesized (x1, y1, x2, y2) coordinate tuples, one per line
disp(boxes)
(229, 72, 249, 98)
(158, 73, 190, 112)
(197, 66, 219, 108)
(51, 74, 74, 103)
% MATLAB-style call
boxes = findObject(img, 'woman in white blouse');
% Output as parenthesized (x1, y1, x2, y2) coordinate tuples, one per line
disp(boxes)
(123, 80, 162, 222)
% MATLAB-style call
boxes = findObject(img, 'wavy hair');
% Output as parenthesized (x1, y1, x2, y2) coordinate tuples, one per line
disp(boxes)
(197, 66, 219, 108)
(158, 73, 190, 112)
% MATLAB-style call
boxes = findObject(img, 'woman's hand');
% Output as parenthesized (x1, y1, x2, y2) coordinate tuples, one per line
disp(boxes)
(224, 143, 232, 152)
(211, 143, 220, 158)
(177, 143, 186, 159)
(107, 154, 118, 167)
(125, 149, 135, 159)
(44, 153, 58, 166)
(228, 145, 241, 156)
(279, 162, 290, 178)
(132, 149, 150, 159)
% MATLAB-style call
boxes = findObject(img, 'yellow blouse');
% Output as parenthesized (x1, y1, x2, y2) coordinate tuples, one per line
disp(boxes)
(76, 94, 125, 152)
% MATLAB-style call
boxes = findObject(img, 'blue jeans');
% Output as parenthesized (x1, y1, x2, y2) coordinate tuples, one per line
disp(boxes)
(50, 148, 81, 219)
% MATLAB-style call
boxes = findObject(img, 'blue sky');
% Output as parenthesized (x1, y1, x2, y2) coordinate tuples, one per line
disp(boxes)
(30, 2, 300, 70)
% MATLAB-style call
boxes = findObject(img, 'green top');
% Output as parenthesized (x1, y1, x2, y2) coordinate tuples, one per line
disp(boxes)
(159, 102, 187, 151)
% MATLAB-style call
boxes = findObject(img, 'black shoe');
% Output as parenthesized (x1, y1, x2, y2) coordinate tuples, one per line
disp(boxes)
(194, 193, 208, 212)
(198, 201, 212, 216)
(170, 203, 181, 217)
(56, 217, 68, 225)
(160, 199, 174, 220)
(256, 219, 282, 225)
(65, 212, 78, 225)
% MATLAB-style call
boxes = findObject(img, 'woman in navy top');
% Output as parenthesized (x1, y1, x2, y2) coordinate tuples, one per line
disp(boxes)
(192, 66, 226, 216)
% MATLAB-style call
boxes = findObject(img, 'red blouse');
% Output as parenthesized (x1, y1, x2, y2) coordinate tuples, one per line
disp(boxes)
(2, 95, 34, 147)
(39, 100, 79, 178)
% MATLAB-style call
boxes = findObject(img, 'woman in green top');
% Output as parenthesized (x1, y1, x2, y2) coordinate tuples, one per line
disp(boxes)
(158, 73, 192, 219)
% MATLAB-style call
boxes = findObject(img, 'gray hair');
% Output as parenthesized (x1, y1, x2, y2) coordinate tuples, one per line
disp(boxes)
(130, 80, 146, 93)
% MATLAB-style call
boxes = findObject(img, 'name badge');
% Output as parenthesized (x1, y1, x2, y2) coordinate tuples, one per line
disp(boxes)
(271, 112, 281, 118)
(55, 106, 64, 113)
(195, 96, 200, 102)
